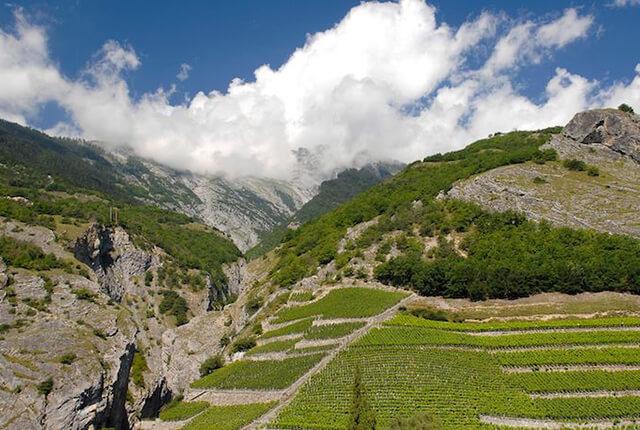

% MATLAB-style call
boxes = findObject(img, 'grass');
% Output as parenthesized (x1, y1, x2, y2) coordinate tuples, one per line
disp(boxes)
(273, 317, 640, 429)
(181, 403, 276, 430)
(159, 401, 208, 421)
(191, 354, 324, 390)
(261, 318, 314, 339)
(388, 313, 640, 332)
(246, 339, 298, 356)
(274, 288, 406, 323)
(304, 322, 365, 340)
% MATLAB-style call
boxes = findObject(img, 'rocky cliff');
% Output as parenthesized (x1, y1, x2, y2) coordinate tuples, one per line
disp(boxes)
(0, 219, 252, 429)
(445, 108, 640, 237)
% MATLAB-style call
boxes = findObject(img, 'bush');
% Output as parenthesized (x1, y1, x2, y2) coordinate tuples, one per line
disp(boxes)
(58, 353, 77, 365)
(619, 103, 635, 114)
(199, 354, 224, 376)
(159, 290, 189, 325)
(563, 159, 586, 171)
(587, 166, 600, 177)
(231, 337, 257, 353)
(37, 378, 53, 396)
(72, 288, 96, 302)
(410, 308, 448, 322)
(144, 271, 153, 286)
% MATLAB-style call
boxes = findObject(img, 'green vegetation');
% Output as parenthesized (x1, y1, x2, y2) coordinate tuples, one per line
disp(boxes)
(348, 366, 376, 430)
(275, 317, 640, 429)
(159, 401, 208, 421)
(191, 354, 324, 390)
(246, 339, 298, 356)
(269, 128, 560, 287)
(389, 413, 442, 430)
(0, 236, 66, 271)
(305, 322, 366, 340)
(289, 290, 315, 302)
(619, 103, 635, 114)
(274, 288, 406, 323)
(231, 336, 257, 353)
(199, 354, 224, 377)
(261, 318, 314, 339)
(159, 290, 189, 326)
(248, 164, 399, 259)
(181, 403, 275, 430)
(373, 199, 640, 300)
(131, 351, 148, 388)
(58, 353, 77, 365)
(388, 313, 640, 332)
(508, 370, 640, 393)
(37, 378, 53, 396)
(562, 158, 587, 171)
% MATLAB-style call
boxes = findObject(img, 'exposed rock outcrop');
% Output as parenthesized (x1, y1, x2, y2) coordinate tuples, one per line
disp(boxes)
(445, 108, 640, 238)
(563, 108, 640, 162)
(73, 225, 157, 301)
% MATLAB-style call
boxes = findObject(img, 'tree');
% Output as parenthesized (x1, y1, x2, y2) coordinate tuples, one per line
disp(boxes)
(199, 354, 224, 376)
(348, 366, 376, 430)
(618, 103, 635, 114)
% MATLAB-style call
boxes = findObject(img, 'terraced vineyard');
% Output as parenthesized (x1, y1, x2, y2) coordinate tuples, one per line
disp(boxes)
(273, 312, 640, 429)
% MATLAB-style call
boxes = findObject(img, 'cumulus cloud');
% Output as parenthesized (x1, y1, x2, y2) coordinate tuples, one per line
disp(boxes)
(0, 1, 637, 180)
(176, 63, 191, 81)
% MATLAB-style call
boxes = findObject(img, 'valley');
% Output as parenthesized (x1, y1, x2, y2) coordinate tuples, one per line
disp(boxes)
(1, 107, 640, 429)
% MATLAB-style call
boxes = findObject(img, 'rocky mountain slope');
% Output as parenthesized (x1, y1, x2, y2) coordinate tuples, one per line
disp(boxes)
(446, 108, 640, 238)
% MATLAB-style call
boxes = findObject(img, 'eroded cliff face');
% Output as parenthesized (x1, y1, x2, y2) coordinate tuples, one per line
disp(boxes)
(445, 109, 640, 238)
(0, 221, 251, 429)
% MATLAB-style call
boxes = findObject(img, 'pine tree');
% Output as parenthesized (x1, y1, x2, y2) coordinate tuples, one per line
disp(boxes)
(348, 366, 376, 430)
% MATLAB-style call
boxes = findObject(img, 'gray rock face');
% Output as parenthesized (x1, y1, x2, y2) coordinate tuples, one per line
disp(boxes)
(563, 108, 640, 162)
(73, 225, 156, 301)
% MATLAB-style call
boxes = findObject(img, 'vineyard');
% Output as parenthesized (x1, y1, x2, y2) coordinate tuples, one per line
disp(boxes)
(273, 313, 640, 429)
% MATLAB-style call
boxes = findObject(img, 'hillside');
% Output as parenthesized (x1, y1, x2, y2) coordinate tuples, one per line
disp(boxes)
(446, 108, 640, 238)
(4, 107, 640, 430)
(247, 162, 404, 258)
(133, 107, 640, 430)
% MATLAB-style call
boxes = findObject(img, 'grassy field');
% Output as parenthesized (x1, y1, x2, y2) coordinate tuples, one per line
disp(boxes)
(191, 353, 324, 390)
(181, 403, 275, 430)
(273, 314, 640, 429)
(274, 287, 407, 323)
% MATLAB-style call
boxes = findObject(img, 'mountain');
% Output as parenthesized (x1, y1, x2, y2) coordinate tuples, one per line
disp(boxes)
(247, 161, 404, 258)
(2, 107, 640, 430)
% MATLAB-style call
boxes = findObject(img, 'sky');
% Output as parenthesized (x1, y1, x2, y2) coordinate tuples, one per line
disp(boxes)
(0, 0, 639, 179)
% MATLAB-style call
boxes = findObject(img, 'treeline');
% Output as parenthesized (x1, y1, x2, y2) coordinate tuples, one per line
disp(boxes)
(270, 128, 561, 287)
(374, 201, 640, 300)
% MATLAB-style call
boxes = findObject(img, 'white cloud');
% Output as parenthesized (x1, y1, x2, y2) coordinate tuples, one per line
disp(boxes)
(0, 1, 636, 180)
(611, 0, 640, 6)
(176, 63, 191, 81)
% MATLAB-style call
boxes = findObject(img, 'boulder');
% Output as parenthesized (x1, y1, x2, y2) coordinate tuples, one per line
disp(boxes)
(563, 108, 640, 162)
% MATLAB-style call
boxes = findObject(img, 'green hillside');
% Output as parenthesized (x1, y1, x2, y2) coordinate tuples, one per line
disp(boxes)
(247, 163, 402, 259)
(0, 120, 241, 291)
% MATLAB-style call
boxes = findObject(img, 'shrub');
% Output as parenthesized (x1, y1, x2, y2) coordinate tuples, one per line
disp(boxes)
(58, 353, 77, 365)
(619, 103, 635, 114)
(563, 158, 587, 171)
(232, 337, 257, 353)
(410, 308, 448, 322)
(131, 351, 148, 387)
(245, 295, 263, 315)
(159, 290, 189, 325)
(144, 271, 153, 286)
(587, 165, 600, 177)
(199, 354, 224, 376)
(72, 288, 96, 302)
(37, 378, 53, 396)
(532, 176, 547, 184)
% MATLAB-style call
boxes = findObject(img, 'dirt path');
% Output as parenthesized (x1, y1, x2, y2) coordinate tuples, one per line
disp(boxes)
(479, 415, 640, 429)
(503, 364, 640, 373)
(242, 292, 416, 430)
(465, 326, 640, 336)
(530, 390, 640, 399)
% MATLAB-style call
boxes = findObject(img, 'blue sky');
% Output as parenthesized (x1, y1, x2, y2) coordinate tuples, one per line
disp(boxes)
(0, 1, 638, 178)
(4, 0, 638, 116)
